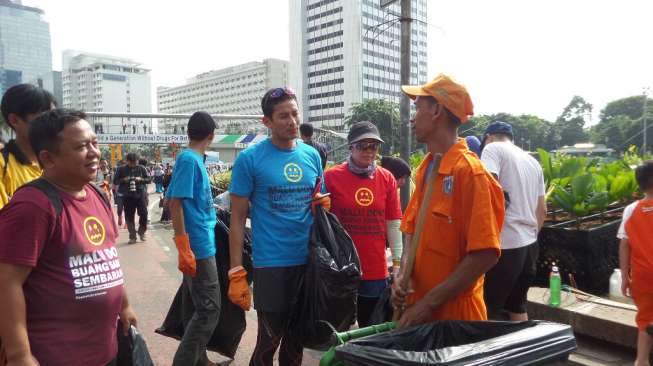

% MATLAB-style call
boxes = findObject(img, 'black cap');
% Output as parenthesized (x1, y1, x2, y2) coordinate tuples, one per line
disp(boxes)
(347, 121, 384, 144)
(380, 156, 411, 179)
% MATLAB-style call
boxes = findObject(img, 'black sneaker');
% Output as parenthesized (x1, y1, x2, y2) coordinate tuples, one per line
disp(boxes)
(128, 238, 137, 244)
(139, 233, 146, 242)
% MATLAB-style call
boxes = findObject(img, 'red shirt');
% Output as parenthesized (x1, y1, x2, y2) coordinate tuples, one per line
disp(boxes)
(0, 185, 123, 366)
(325, 164, 402, 280)
(625, 198, 653, 293)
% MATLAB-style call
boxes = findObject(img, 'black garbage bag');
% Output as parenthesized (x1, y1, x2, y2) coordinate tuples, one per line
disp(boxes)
(290, 205, 362, 350)
(116, 323, 155, 366)
(335, 320, 577, 366)
(155, 208, 253, 359)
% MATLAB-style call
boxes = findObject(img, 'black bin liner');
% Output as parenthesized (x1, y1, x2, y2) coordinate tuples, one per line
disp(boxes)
(290, 205, 362, 350)
(116, 323, 155, 366)
(155, 209, 253, 359)
(335, 320, 577, 366)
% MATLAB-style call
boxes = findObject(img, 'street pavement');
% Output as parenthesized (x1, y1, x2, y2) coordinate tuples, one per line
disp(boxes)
(117, 192, 322, 365)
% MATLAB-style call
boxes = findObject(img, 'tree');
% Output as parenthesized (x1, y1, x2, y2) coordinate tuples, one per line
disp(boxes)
(590, 95, 653, 152)
(555, 96, 591, 147)
(464, 113, 555, 151)
(344, 99, 400, 155)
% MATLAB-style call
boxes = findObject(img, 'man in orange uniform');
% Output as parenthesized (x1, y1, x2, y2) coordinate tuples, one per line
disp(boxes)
(392, 74, 505, 328)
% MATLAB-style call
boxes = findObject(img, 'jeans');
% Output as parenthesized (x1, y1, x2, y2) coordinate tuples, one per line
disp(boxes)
(172, 257, 221, 366)
(124, 195, 148, 239)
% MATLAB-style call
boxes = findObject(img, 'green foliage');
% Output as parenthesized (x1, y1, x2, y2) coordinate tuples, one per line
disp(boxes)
(209, 171, 231, 193)
(544, 147, 643, 222)
(345, 99, 401, 155)
(591, 95, 653, 152)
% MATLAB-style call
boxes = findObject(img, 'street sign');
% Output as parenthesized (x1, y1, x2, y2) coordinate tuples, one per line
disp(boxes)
(380, 0, 399, 8)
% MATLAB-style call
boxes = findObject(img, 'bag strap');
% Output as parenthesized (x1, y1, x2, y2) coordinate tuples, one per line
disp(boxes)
(23, 178, 63, 216)
(1, 148, 10, 180)
(88, 182, 111, 209)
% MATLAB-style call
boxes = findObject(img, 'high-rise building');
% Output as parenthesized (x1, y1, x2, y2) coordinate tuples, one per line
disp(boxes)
(157, 58, 288, 134)
(0, 0, 52, 94)
(290, 0, 428, 129)
(62, 51, 152, 133)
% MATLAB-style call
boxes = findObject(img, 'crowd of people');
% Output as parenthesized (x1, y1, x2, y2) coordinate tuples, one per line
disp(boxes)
(0, 74, 652, 366)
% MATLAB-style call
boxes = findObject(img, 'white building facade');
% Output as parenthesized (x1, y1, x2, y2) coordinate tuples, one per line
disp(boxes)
(157, 59, 288, 134)
(62, 51, 152, 134)
(289, 0, 428, 129)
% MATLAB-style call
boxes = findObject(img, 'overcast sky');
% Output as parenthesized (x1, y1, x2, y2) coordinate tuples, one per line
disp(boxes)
(24, 0, 653, 124)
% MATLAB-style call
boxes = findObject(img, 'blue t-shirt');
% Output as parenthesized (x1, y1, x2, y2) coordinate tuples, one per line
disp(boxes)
(167, 149, 217, 259)
(229, 138, 323, 267)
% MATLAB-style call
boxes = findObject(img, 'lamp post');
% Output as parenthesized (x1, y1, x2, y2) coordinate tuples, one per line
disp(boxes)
(644, 87, 650, 154)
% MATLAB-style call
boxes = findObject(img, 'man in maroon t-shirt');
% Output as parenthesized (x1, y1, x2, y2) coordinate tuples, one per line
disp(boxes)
(0, 109, 137, 366)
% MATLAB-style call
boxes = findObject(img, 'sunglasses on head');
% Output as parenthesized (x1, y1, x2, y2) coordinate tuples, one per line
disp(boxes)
(353, 141, 380, 151)
(263, 87, 296, 106)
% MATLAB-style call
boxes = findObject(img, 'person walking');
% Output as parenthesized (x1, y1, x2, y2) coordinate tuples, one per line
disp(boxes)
(325, 121, 403, 327)
(391, 74, 505, 328)
(153, 164, 165, 193)
(113, 153, 151, 243)
(167, 112, 220, 366)
(0, 109, 137, 366)
(299, 122, 328, 169)
(228, 87, 328, 366)
(0, 84, 56, 208)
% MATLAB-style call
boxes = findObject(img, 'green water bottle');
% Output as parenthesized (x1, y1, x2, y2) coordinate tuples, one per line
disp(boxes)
(549, 263, 561, 307)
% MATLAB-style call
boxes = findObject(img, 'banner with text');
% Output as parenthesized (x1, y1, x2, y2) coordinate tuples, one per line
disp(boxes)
(98, 134, 189, 144)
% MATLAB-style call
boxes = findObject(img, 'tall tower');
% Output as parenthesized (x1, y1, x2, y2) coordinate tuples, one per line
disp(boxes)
(290, 0, 427, 130)
(0, 0, 52, 94)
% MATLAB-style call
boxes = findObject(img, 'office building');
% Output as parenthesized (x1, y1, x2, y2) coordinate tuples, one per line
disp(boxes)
(0, 0, 52, 94)
(62, 51, 152, 133)
(289, 0, 428, 129)
(157, 58, 288, 134)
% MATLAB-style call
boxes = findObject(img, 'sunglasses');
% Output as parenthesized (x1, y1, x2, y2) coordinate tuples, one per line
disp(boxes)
(263, 87, 296, 107)
(353, 141, 380, 151)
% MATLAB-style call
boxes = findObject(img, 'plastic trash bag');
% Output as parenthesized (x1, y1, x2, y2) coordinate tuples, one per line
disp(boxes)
(156, 208, 253, 358)
(291, 205, 362, 350)
(334, 320, 577, 366)
(116, 323, 155, 366)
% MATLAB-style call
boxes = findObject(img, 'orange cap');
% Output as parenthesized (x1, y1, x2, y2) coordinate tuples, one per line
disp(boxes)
(401, 74, 474, 123)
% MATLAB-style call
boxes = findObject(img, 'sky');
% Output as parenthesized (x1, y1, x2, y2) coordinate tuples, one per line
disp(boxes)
(23, 0, 653, 124)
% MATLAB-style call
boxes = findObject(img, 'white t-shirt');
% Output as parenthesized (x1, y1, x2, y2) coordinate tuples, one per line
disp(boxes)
(481, 141, 545, 249)
(617, 200, 639, 240)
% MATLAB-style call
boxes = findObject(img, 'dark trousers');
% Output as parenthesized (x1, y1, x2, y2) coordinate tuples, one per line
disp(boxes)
(173, 257, 221, 366)
(124, 195, 147, 239)
(250, 311, 303, 366)
(357, 296, 380, 328)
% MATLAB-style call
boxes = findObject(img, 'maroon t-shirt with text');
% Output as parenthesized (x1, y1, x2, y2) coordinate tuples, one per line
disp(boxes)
(0, 184, 123, 366)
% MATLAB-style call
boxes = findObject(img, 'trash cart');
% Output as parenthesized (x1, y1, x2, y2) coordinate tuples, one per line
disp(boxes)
(326, 320, 576, 366)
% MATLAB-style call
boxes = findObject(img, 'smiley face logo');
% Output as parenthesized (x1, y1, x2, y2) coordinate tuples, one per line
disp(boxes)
(355, 187, 374, 207)
(283, 163, 303, 183)
(83, 216, 106, 246)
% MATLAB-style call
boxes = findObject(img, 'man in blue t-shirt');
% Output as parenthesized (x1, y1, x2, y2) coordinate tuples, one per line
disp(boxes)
(228, 87, 329, 366)
(167, 112, 219, 366)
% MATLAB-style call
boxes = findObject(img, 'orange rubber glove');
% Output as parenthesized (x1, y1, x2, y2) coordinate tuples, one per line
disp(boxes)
(174, 234, 196, 277)
(228, 266, 251, 311)
(311, 193, 331, 214)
